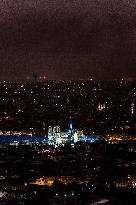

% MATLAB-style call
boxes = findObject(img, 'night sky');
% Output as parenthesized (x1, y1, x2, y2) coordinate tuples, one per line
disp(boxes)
(0, 0, 136, 81)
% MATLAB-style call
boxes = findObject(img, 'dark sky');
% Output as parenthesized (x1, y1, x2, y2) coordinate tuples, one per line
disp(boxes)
(0, 0, 136, 81)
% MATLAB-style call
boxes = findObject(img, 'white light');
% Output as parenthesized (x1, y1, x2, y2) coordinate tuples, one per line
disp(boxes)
(131, 102, 134, 115)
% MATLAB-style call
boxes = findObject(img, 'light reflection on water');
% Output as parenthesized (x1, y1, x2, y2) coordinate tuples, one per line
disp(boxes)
(0, 135, 102, 144)
(0, 135, 48, 144)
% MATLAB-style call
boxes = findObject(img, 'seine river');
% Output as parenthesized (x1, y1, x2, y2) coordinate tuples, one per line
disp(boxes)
(0, 135, 48, 144)
(0, 135, 102, 144)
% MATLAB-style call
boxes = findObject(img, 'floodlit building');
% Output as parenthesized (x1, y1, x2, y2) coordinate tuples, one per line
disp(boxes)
(48, 125, 61, 145)
(48, 126, 53, 142)
(53, 126, 61, 138)
(98, 103, 106, 111)
(48, 122, 85, 146)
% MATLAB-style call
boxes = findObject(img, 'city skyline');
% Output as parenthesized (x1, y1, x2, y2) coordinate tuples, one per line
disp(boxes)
(0, 0, 136, 81)
(0, 2, 136, 203)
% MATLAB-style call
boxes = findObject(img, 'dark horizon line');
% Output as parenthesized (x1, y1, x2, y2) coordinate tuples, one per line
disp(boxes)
(0, 78, 136, 83)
